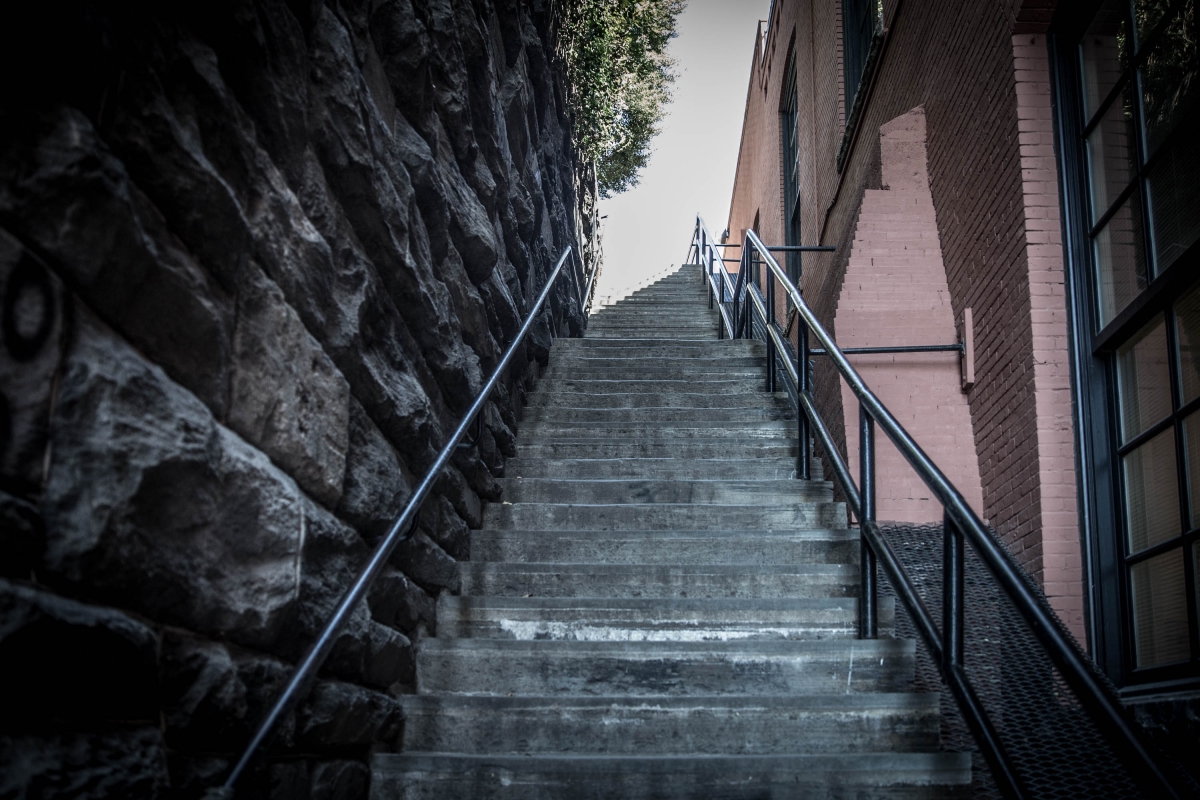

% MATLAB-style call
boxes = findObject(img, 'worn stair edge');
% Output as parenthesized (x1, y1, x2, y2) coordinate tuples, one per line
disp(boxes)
(370, 752, 972, 800)
(397, 692, 940, 755)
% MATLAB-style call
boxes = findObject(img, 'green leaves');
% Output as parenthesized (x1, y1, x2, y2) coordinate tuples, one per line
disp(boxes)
(559, 0, 684, 196)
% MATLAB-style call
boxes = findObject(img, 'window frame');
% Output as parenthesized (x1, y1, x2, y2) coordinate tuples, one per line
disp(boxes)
(781, 46, 802, 284)
(1051, 0, 1200, 695)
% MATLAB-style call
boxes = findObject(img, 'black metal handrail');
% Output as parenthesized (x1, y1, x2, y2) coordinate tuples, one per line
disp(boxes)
(214, 245, 586, 795)
(688, 216, 1188, 799)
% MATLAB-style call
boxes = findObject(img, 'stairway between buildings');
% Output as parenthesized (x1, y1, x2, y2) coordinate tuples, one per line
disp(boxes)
(372, 266, 972, 798)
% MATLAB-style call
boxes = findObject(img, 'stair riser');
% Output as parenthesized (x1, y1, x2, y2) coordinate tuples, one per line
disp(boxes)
(541, 368, 765, 381)
(416, 641, 915, 696)
(548, 356, 766, 370)
(542, 381, 772, 394)
(458, 565, 858, 599)
(585, 330, 720, 339)
(399, 695, 938, 754)
(470, 532, 856, 565)
(505, 458, 800, 480)
(520, 425, 795, 441)
(587, 317, 719, 326)
(525, 393, 788, 409)
(483, 503, 847, 531)
(522, 408, 792, 424)
(438, 597, 896, 641)
(552, 340, 763, 351)
(498, 480, 831, 504)
(372, 755, 971, 800)
(514, 443, 800, 459)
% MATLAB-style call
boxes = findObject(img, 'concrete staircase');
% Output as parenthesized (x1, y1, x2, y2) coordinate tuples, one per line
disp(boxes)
(371, 267, 971, 798)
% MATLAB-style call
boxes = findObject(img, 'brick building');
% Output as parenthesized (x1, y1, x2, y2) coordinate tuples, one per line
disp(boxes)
(725, 0, 1198, 703)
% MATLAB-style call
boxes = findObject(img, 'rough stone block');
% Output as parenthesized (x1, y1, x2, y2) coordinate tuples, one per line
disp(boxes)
(0, 491, 44, 579)
(310, 759, 369, 800)
(230, 264, 350, 509)
(0, 579, 158, 728)
(296, 681, 403, 749)
(158, 630, 293, 752)
(0, 729, 170, 800)
(0, 108, 235, 418)
(393, 531, 460, 594)
(41, 308, 303, 651)
(337, 399, 414, 542)
(0, 232, 66, 494)
(368, 565, 438, 636)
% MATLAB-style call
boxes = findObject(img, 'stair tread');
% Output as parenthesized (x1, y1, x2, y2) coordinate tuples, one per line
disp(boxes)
(384, 267, 966, 794)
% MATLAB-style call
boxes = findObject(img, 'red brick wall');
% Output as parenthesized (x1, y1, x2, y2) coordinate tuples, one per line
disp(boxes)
(725, 0, 1084, 643)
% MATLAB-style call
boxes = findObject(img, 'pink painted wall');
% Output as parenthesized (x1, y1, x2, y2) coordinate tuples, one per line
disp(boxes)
(836, 108, 984, 523)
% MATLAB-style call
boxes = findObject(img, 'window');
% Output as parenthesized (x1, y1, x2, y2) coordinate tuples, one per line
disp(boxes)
(1055, 0, 1200, 691)
(843, 0, 878, 116)
(781, 48, 802, 283)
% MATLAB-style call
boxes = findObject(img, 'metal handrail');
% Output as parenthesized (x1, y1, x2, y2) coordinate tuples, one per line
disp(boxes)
(215, 246, 580, 794)
(688, 216, 1187, 799)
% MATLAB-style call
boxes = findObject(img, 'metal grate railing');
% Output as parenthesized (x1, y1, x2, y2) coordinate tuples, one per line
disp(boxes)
(689, 215, 1197, 799)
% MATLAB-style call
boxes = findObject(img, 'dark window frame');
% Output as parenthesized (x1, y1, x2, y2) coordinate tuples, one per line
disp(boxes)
(781, 46, 802, 284)
(842, 0, 876, 117)
(1051, 0, 1200, 695)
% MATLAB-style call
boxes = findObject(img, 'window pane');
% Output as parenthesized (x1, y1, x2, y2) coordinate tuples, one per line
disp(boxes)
(1081, 0, 1133, 122)
(1179, 283, 1200, 405)
(1139, 1, 1199, 156)
(1130, 548, 1190, 668)
(1117, 315, 1172, 440)
(1093, 190, 1148, 326)
(1124, 427, 1181, 552)
(1146, 139, 1200, 273)
(1185, 413, 1200, 529)
(1085, 84, 1139, 223)
(1194, 546, 1200, 641)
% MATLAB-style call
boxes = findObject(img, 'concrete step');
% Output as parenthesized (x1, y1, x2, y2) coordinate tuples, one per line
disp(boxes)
(595, 302, 705, 311)
(397, 692, 937, 754)
(552, 338, 758, 350)
(437, 596, 895, 641)
(514, 440, 799, 459)
(585, 329, 719, 339)
(537, 379, 771, 394)
(482, 501, 847, 531)
(595, 302, 710, 311)
(542, 365, 764, 380)
(371, 752, 971, 799)
(505, 457, 800, 480)
(586, 320, 718, 330)
(588, 313, 716, 323)
(415, 638, 915, 695)
(525, 391, 788, 409)
(550, 339, 764, 354)
(497, 478, 831, 505)
(470, 528, 852, 565)
(521, 406, 793, 424)
(457, 562, 859, 598)
(521, 424, 795, 441)
(547, 354, 766, 369)
(539, 371, 765, 385)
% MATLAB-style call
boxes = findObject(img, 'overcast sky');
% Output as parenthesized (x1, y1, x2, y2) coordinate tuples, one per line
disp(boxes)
(593, 0, 770, 304)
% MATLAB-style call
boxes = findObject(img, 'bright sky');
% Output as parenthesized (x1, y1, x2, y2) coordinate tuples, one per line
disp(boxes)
(594, 0, 770, 305)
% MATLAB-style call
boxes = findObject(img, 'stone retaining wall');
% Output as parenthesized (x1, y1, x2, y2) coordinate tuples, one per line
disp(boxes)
(0, 1, 594, 796)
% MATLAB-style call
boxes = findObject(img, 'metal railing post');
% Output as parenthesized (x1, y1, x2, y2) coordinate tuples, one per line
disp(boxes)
(766, 267, 776, 393)
(798, 320, 811, 481)
(859, 403, 878, 639)
(943, 509, 965, 669)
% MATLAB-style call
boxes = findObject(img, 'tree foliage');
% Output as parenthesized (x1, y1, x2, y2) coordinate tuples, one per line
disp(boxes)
(558, 0, 685, 196)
